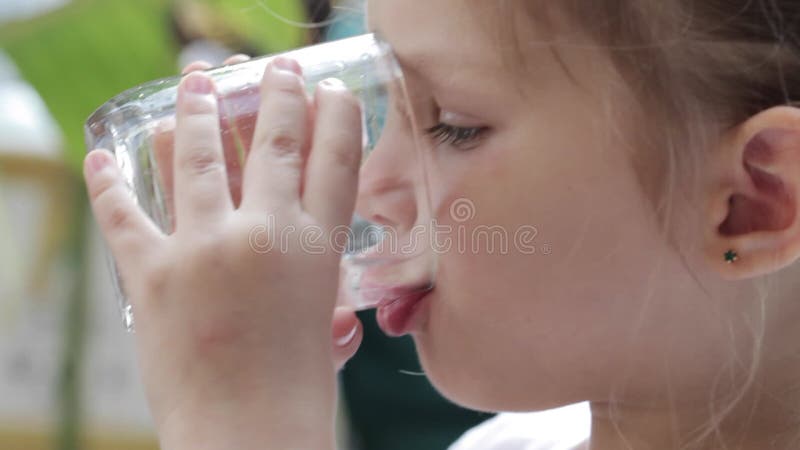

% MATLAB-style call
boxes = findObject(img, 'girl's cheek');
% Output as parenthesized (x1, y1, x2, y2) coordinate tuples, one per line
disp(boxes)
(427, 146, 511, 214)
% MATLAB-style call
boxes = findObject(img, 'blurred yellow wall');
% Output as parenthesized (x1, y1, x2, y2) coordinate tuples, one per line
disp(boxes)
(0, 427, 158, 450)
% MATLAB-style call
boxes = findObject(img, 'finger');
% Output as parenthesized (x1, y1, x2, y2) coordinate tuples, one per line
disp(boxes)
(84, 149, 163, 274)
(173, 72, 233, 230)
(224, 54, 251, 65)
(153, 119, 176, 232)
(218, 124, 245, 208)
(303, 78, 362, 229)
(181, 61, 213, 75)
(217, 87, 258, 164)
(157, 116, 246, 215)
(218, 94, 308, 207)
(331, 307, 363, 371)
(241, 57, 308, 212)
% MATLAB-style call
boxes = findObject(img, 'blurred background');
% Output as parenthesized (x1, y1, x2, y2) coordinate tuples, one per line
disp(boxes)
(0, 1, 492, 449)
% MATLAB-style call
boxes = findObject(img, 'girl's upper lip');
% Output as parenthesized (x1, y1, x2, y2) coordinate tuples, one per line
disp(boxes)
(375, 287, 433, 337)
(358, 279, 434, 291)
(358, 282, 435, 307)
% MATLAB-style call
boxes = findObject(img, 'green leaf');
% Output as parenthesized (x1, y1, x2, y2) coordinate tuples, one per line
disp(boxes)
(0, 0, 179, 173)
(194, 0, 307, 52)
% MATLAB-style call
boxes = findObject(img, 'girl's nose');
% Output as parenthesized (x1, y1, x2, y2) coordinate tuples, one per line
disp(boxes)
(355, 115, 420, 231)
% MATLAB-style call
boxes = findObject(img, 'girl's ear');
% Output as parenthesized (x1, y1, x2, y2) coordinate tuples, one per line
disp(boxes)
(706, 106, 800, 280)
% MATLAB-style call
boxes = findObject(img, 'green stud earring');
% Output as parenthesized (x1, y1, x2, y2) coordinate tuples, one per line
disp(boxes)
(724, 249, 738, 263)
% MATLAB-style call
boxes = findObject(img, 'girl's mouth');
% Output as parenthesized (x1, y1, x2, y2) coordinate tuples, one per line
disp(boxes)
(339, 242, 436, 312)
(373, 284, 434, 337)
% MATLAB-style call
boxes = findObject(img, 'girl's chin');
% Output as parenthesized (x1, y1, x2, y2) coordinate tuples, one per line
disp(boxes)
(409, 314, 511, 411)
(412, 355, 498, 411)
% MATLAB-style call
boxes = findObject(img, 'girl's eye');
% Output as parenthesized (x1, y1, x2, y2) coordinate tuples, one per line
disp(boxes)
(426, 123, 488, 150)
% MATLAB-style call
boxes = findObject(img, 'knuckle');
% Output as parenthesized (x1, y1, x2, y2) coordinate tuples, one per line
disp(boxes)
(106, 203, 132, 231)
(264, 128, 303, 158)
(180, 149, 224, 176)
(93, 184, 133, 231)
(327, 142, 361, 173)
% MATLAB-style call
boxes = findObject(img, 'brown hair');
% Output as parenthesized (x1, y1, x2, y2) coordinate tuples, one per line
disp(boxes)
(559, 1, 800, 118)
(511, 1, 800, 227)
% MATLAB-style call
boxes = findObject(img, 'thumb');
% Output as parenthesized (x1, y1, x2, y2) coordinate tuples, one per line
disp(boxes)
(331, 307, 362, 371)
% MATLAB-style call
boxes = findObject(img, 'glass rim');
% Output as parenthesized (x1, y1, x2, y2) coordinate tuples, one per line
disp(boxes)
(83, 32, 398, 153)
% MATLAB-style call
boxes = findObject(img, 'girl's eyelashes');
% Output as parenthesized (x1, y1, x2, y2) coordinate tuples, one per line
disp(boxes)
(426, 123, 489, 150)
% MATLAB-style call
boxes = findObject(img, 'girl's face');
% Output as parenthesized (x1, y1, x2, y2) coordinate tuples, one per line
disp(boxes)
(361, 0, 743, 412)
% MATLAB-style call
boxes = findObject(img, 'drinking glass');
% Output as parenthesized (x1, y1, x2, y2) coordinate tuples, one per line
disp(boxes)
(85, 33, 436, 331)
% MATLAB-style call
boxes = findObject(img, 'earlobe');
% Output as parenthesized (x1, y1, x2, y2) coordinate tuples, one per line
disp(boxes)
(707, 106, 800, 280)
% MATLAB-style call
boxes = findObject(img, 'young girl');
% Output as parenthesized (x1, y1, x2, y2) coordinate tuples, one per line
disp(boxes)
(82, 0, 800, 448)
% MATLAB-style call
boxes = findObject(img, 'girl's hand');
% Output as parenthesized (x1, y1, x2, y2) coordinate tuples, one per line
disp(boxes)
(160, 55, 364, 371)
(83, 56, 363, 450)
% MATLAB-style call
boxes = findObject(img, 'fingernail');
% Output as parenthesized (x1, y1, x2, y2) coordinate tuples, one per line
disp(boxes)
(86, 151, 110, 176)
(271, 57, 302, 76)
(320, 78, 346, 90)
(334, 324, 358, 347)
(183, 72, 213, 94)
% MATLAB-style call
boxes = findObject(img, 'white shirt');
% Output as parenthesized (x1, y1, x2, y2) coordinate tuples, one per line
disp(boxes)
(448, 402, 591, 450)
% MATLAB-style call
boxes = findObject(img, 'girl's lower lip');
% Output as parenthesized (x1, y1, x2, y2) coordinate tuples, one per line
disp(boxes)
(375, 288, 432, 337)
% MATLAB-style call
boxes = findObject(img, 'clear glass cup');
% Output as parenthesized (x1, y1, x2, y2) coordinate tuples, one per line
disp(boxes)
(85, 33, 437, 331)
